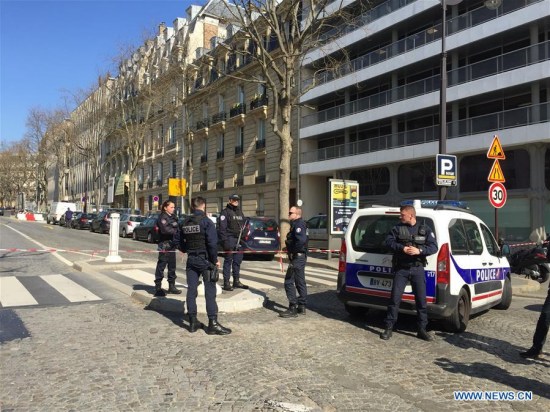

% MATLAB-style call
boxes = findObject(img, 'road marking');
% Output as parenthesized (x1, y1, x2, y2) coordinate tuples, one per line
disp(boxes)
(115, 269, 186, 287)
(41, 274, 101, 302)
(0, 277, 38, 307)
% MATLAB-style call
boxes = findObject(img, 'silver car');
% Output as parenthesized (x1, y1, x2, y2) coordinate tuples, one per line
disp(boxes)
(119, 214, 146, 238)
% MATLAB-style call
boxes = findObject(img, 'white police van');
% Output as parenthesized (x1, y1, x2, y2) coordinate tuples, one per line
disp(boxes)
(336, 200, 511, 332)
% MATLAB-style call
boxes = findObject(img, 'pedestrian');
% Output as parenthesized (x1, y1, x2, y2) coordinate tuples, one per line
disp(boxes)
(280, 205, 309, 318)
(64, 208, 73, 228)
(174, 196, 231, 335)
(218, 194, 248, 291)
(380, 204, 438, 341)
(153, 200, 181, 297)
(519, 284, 549, 359)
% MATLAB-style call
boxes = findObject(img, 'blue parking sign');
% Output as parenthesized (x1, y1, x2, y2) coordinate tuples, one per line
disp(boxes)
(436, 154, 457, 186)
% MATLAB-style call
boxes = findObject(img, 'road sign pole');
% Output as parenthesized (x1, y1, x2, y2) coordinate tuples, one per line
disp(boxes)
(495, 207, 498, 240)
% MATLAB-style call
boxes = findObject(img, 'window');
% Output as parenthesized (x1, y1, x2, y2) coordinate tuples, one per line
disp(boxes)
(156, 162, 163, 182)
(448, 219, 469, 255)
(350, 167, 390, 196)
(237, 127, 244, 148)
(218, 95, 225, 113)
(202, 139, 208, 157)
(201, 170, 207, 189)
(460, 150, 530, 192)
(138, 168, 144, 183)
(202, 102, 208, 119)
(170, 160, 177, 178)
(258, 119, 266, 142)
(257, 158, 265, 176)
(545, 147, 550, 190)
(218, 133, 225, 153)
(158, 124, 164, 148)
(148, 165, 153, 181)
(480, 223, 499, 256)
(169, 121, 177, 144)
(351, 215, 400, 253)
(257, 193, 264, 215)
(398, 161, 436, 193)
(237, 85, 245, 104)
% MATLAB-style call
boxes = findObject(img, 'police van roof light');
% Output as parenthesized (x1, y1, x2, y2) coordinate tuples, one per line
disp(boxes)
(401, 199, 469, 209)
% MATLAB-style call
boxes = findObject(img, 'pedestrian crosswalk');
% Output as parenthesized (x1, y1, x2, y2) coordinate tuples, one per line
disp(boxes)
(0, 266, 338, 309)
(0, 274, 102, 308)
(109, 265, 338, 291)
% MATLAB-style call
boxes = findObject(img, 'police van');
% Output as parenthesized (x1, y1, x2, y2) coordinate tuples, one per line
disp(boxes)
(337, 200, 511, 332)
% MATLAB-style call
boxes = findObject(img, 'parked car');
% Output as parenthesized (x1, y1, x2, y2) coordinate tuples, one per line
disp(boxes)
(306, 214, 341, 252)
(89, 211, 112, 234)
(46, 201, 77, 225)
(59, 212, 79, 227)
(119, 214, 146, 238)
(132, 216, 160, 243)
(239, 217, 280, 260)
(72, 213, 96, 230)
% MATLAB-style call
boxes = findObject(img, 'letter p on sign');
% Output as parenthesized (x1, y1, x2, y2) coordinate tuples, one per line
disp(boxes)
(436, 154, 457, 186)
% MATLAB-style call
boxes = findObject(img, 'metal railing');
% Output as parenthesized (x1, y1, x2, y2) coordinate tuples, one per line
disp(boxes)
(301, 102, 549, 164)
(302, 41, 549, 127)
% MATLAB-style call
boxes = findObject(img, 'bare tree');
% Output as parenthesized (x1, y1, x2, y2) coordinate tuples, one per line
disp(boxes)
(219, 0, 359, 237)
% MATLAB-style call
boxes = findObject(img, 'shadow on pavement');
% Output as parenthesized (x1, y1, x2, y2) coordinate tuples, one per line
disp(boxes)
(434, 357, 550, 400)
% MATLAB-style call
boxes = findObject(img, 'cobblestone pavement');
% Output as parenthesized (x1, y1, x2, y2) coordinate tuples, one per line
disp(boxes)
(1, 286, 548, 411)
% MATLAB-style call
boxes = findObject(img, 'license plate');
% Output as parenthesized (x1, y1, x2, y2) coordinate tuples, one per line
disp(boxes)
(367, 277, 393, 290)
(258, 240, 272, 244)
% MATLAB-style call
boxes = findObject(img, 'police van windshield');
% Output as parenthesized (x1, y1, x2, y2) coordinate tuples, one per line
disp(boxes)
(351, 215, 435, 253)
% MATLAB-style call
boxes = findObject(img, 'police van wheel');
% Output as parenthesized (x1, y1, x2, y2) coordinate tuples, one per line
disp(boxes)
(444, 288, 470, 333)
(345, 304, 367, 318)
(495, 276, 512, 310)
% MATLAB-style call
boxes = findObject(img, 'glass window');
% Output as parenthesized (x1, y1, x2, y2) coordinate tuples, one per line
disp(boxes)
(258, 119, 266, 141)
(460, 149, 530, 192)
(306, 216, 320, 229)
(448, 218, 469, 255)
(398, 161, 436, 193)
(480, 223, 499, 256)
(546, 148, 550, 190)
(468, 198, 530, 242)
(350, 167, 390, 196)
(462, 219, 483, 255)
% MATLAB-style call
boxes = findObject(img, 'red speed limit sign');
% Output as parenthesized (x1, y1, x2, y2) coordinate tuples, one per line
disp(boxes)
(488, 182, 507, 208)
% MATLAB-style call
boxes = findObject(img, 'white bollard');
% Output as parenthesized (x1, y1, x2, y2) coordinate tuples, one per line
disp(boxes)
(105, 213, 122, 263)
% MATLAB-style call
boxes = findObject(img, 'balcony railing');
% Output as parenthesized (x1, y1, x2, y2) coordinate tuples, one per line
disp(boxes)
(138, 182, 144, 190)
(200, 183, 207, 191)
(302, 40, 550, 128)
(201, 154, 208, 164)
(304, 0, 540, 91)
(156, 179, 163, 187)
(147, 181, 153, 189)
(301, 102, 549, 164)
(212, 112, 226, 124)
(235, 177, 244, 187)
(250, 95, 268, 110)
(217, 150, 224, 159)
(235, 145, 244, 155)
(230, 103, 246, 118)
(255, 175, 266, 184)
(196, 118, 210, 130)
(216, 181, 224, 189)
(256, 139, 266, 150)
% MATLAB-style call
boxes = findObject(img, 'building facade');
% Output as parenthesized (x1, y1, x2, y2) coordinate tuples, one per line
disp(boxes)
(299, 0, 550, 242)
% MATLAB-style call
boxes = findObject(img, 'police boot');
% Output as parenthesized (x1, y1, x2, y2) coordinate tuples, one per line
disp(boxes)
(154, 281, 166, 297)
(188, 315, 200, 333)
(167, 281, 182, 294)
(297, 304, 306, 315)
(279, 304, 298, 318)
(206, 318, 232, 335)
(380, 328, 392, 340)
(233, 278, 249, 289)
(417, 329, 434, 342)
(223, 279, 234, 291)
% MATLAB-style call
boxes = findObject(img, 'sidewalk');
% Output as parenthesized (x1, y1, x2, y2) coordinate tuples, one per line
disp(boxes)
(73, 254, 547, 315)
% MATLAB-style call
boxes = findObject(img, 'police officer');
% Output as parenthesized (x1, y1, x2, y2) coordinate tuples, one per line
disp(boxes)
(218, 194, 248, 291)
(174, 197, 231, 335)
(64, 208, 73, 228)
(153, 200, 181, 297)
(380, 205, 438, 341)
(280, 206, 309, 318)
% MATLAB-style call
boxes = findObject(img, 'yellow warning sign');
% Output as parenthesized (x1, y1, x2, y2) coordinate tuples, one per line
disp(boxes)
(487, 135, 505, 159)
(488, 160, 505, 183)
(168, 178, 187, 196)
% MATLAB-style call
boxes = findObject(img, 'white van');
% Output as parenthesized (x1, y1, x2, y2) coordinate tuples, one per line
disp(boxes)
(47, 202, 77, 225)
(337, 200, 511, 332)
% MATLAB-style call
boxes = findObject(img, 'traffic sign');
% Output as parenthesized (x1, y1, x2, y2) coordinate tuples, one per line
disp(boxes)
(436, 154, 458, 186)
(488, 159, 505, 182)
(488, 182, 507, 208)
(487, 135, 505, 159)
(153, 195, 159, 202)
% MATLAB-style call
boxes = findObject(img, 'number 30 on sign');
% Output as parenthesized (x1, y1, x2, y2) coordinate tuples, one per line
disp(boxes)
(488, 182, 507, 208)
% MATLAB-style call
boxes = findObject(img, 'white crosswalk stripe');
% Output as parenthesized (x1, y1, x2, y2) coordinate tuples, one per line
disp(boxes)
(111, 266, 337, 291)
(0, 275, 102, 308)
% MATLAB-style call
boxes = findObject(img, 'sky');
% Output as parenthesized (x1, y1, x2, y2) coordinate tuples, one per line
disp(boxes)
(0, 0, 198, 146)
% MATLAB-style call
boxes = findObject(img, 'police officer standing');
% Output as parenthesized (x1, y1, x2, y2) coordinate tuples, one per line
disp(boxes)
(174, 197, 231, 335)
(218, 194, 248, 291)
(280, 206, 309, 318)
(153, 200, 181, 297)
(380, 205, 438, 341)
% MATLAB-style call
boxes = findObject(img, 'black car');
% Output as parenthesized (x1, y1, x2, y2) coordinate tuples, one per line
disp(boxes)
(132, 217, 160, 243)
(90, 211, 112, 234)
(239, 217, 280, 260)
(72, 213, 97, 230)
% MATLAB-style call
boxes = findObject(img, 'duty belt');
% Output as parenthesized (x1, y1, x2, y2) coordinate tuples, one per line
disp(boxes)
(397, 261, 423, 268)
(188, 251, 207, 257)
(290, 252, 306, 259)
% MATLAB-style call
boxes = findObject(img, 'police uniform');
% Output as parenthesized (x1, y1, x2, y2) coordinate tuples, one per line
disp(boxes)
(175, 211, 231, 335)
(280, 216, 309, 318)
(218, 199, 247, 290)
(382, 221, 438, 338)
(153, 211, 180, 295)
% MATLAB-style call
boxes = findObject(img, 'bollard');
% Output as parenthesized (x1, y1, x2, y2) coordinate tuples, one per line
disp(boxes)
(105, 213, 122, 263)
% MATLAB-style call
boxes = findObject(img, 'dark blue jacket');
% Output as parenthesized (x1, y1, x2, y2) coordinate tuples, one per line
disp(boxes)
(174, 210, 219, 265)
(286, 218, 308, 254)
